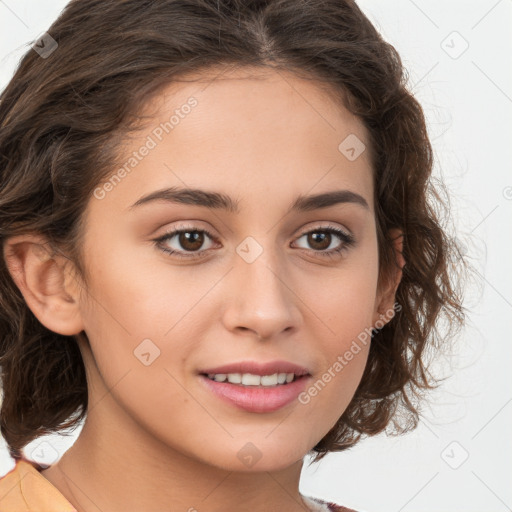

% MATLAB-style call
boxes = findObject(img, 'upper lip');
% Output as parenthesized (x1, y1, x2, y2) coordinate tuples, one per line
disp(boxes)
(198, 360, 311, 376)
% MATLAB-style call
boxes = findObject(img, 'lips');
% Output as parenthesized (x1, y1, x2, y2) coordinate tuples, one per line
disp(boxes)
(198, 360, 312, 413)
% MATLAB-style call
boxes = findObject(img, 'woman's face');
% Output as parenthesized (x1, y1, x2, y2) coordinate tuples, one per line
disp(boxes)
(72, 66, 394, 472)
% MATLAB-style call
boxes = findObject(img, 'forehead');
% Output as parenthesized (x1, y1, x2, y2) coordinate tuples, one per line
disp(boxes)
(141, 65, 369, 145)
(93, 66, 374, 218)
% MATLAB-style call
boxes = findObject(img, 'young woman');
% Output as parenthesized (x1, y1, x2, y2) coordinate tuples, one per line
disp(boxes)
(0, 0, 467, 510)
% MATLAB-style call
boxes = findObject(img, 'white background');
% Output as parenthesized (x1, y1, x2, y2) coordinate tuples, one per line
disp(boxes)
(0, 1, 511, 511)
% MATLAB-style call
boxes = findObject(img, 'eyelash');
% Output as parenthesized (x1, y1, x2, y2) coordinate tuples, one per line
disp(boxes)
(153, 224, 356, 261)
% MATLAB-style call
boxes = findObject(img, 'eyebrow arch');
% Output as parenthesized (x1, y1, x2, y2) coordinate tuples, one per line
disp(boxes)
(128, 186, 370, 213)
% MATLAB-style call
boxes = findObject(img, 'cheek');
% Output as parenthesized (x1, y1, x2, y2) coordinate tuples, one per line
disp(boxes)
(76, 237, 208, 405)
(80, 230, 199, 342)
(296, 255, 378, 428)
(304, 253, 380, 333)
(299, 338, 370, 442)
(77, 259, 204, 440)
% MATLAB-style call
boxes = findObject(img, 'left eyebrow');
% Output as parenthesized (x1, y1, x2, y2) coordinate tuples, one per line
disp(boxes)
(127, 186, 370, 213)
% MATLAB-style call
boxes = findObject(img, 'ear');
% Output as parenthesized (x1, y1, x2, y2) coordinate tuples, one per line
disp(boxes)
(3, 233, 85, 336)
(372, 228, 406, 328)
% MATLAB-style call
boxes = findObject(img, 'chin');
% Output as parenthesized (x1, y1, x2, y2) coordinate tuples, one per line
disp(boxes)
(191, 436, 313, 473)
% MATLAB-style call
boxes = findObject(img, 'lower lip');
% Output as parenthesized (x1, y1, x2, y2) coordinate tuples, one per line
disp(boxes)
(199, 375, 310, 413)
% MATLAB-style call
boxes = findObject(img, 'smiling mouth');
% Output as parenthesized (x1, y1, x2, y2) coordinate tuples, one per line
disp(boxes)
(198, 365, 312, 413)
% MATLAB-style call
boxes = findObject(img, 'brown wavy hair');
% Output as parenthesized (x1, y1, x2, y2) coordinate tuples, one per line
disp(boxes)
(0, 0, 469, 463)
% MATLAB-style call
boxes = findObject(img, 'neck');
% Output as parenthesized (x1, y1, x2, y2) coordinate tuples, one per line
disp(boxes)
(40, 394, 308, 512)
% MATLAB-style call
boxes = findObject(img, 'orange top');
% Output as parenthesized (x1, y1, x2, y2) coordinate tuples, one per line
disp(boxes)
(0, 458, 77, 512)
(0, 458, 356, 512)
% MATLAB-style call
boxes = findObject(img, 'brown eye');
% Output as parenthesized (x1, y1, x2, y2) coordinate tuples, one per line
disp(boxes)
(155, 227, 218, 259)
(306, 231, 332, 251)
(293, 226, 356, 259)
(177, 231, 205, 251)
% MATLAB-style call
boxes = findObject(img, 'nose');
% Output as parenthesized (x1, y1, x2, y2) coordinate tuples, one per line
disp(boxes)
(221, 239, 302, 341)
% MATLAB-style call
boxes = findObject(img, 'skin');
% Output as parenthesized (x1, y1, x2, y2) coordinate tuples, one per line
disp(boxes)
(4, 66, 404, 512)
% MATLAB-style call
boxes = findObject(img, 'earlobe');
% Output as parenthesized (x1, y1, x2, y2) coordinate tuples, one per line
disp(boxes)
(3, 233, 85, 336)
(373, 228, 406, 325)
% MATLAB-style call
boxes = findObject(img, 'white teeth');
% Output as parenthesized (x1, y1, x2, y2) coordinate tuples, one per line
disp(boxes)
(227, 373, 242, 384)
(207, 372, 298, 386)
(260, 373, 278, 386)
(241, 373, 261, 386)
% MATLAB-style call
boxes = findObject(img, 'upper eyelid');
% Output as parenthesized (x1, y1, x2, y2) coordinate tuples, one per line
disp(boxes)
(157, 223, 351, 241)
(158, 220, 352, 237)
